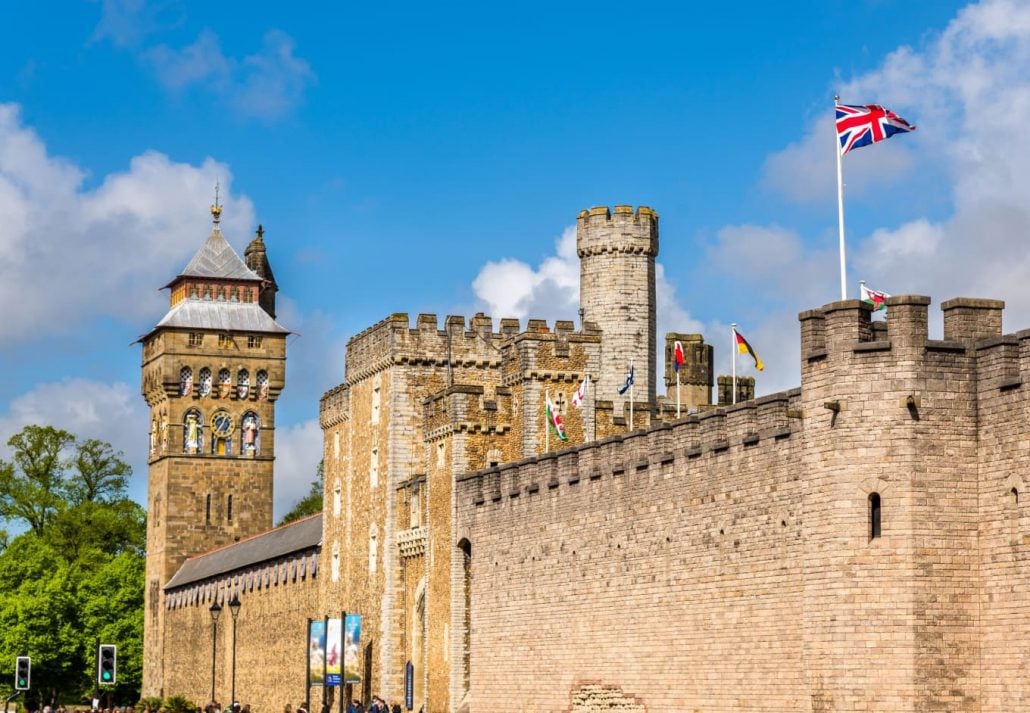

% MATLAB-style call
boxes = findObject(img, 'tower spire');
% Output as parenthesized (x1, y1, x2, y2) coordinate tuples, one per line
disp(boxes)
(210, 180, 223, 226)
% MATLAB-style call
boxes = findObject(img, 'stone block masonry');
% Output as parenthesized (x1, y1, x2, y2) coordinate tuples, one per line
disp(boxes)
(454, 295, 1030, 712)
(577, 206, 657, 411)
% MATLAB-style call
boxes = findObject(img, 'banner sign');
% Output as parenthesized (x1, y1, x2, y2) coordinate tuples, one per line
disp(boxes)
(326, 617, 343, 686)
(344, 614, 363, 684)
(308, 619, 326, 686)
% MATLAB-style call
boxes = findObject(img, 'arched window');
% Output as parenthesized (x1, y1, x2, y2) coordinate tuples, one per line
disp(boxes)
(227, 494, 233, 522)
(230, 287, 239, 303)
(183, 409, 203, 453)
(218, 368, 231, 398)
(458, 538, 472, 693)
(199, 367, 212, 396)
(369, 525, 378, 574)
(869, 492, 882, 539)
(256, 370, 270, 400)
(179, 367, 193, 396)
(333, 479, 342, 518)
(240, 412, 260, 455)
(237, 369, 250, 399)
(1012, 487, 1019, 505)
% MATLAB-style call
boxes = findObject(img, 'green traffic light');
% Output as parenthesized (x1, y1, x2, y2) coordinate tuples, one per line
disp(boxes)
(17, 679, 25, 687)
(102, 672, 111, 681)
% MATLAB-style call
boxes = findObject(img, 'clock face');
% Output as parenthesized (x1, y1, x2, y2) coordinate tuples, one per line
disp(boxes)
(211, 411, 234, 436)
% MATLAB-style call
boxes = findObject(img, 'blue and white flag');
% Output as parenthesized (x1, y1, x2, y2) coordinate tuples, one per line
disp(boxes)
(617, 364, 634, 395)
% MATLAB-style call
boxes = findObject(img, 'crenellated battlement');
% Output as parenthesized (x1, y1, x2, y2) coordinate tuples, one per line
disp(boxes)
(319, 383, 349, 429)
(457, 387, 802, 501)
(576, 205, 659, 257)
(799, 295, 1005, 368)
(344, 311, 505, 382)
(422, 383, 512, 441)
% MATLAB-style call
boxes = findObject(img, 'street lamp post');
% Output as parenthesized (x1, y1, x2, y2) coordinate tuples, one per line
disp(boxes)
(229, 594, 242, 706)
(209, 601, 222, 704)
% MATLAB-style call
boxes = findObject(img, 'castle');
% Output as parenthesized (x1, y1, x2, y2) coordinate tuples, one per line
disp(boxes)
(141, 202, 1030, 712)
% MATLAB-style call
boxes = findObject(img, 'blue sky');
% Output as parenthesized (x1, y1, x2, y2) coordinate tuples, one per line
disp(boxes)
(3, 0, 1028, 515)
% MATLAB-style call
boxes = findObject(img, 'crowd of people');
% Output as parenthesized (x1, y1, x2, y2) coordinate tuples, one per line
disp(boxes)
(284, 697, 407, 713)
(26, 696, 414, 713)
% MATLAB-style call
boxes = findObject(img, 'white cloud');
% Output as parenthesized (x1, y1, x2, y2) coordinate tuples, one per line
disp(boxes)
(718, 0, 1030, 394)
(91, 0, 184, 49)
(472, 226, 580, 322)
(146, 29, 315, 119)
(472, 224, 703, 338)
(0, 379, 150, 503)
(273, 419, 322, 521)
(0, 102, 255, 344)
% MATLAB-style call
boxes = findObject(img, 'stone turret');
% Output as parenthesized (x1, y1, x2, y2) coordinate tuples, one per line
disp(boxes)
(664, 333, 713, 409)
(245, 224, 279, 319)
(577, 205, 658, 413)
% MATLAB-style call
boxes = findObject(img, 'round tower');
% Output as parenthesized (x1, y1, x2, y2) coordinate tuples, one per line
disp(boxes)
(577, 205, 659, 414)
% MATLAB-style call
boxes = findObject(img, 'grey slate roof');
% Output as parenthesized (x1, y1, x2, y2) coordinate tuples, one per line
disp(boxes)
(165, 513, 322, 590)
(176, 229, 262, 282)
(153, 298, 290, 334)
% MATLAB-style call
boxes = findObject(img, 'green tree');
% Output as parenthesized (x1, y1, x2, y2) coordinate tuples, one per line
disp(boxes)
(0, 426, 74, 534)
(279, 460, 324, 525)
(0, 425, 144, 705)
(68, 439, 131, 504)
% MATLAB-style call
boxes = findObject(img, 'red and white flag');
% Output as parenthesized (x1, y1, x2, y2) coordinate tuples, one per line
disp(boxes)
(571, 375, 588, 408)
(860, 283, 890, 312)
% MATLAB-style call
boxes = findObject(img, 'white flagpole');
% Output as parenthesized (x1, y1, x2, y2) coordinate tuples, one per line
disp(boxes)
(587, 374, 594, 443)
(731, 323, 737, 405)
(835, 95, 848, 301)
(545, 388, 550, 454)
(629, 360, 634, 430)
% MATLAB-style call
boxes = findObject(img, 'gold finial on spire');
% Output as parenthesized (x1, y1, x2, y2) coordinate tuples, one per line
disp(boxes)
(210, 180, 223, 225)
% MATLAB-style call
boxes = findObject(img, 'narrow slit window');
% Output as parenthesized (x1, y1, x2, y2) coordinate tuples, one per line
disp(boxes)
(1012, 487, 1019, 505)
(227, 494, 234, 523)
(206, 494, 211, 524)
(869, 492, 882, 539)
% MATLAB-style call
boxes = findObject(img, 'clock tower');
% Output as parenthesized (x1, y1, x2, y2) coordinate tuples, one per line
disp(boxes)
(139, 201, 288, 696)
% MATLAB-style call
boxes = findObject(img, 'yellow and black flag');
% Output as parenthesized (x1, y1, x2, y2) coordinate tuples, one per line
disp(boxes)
(733, 328, 764, 371)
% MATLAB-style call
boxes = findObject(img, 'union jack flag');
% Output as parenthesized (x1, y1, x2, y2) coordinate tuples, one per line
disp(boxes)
(836, 103, 916, 156)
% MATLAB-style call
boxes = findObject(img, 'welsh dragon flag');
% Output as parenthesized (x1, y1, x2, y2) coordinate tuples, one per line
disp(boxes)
(546, 394, 567, 441)
(860, 283, 890, 312)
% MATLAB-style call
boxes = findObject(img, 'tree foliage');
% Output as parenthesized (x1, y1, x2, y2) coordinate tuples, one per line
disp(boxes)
(279, 460, 324, 525)
(0, 425, 144, 706)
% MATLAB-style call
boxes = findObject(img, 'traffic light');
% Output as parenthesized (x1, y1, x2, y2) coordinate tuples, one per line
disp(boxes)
(14, 656, 29, 691)
(98, 645, 116, 685)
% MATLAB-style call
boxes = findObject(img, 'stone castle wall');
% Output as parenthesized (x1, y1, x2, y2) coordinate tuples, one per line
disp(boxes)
(160, 546, 319, 708)
(453, 296, 1030, 713)
(577, 206, 657, 410)
(455, 391, 807, 712)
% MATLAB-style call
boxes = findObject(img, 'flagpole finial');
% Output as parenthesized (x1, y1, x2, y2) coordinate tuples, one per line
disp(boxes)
(834, 94, 840, 103)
